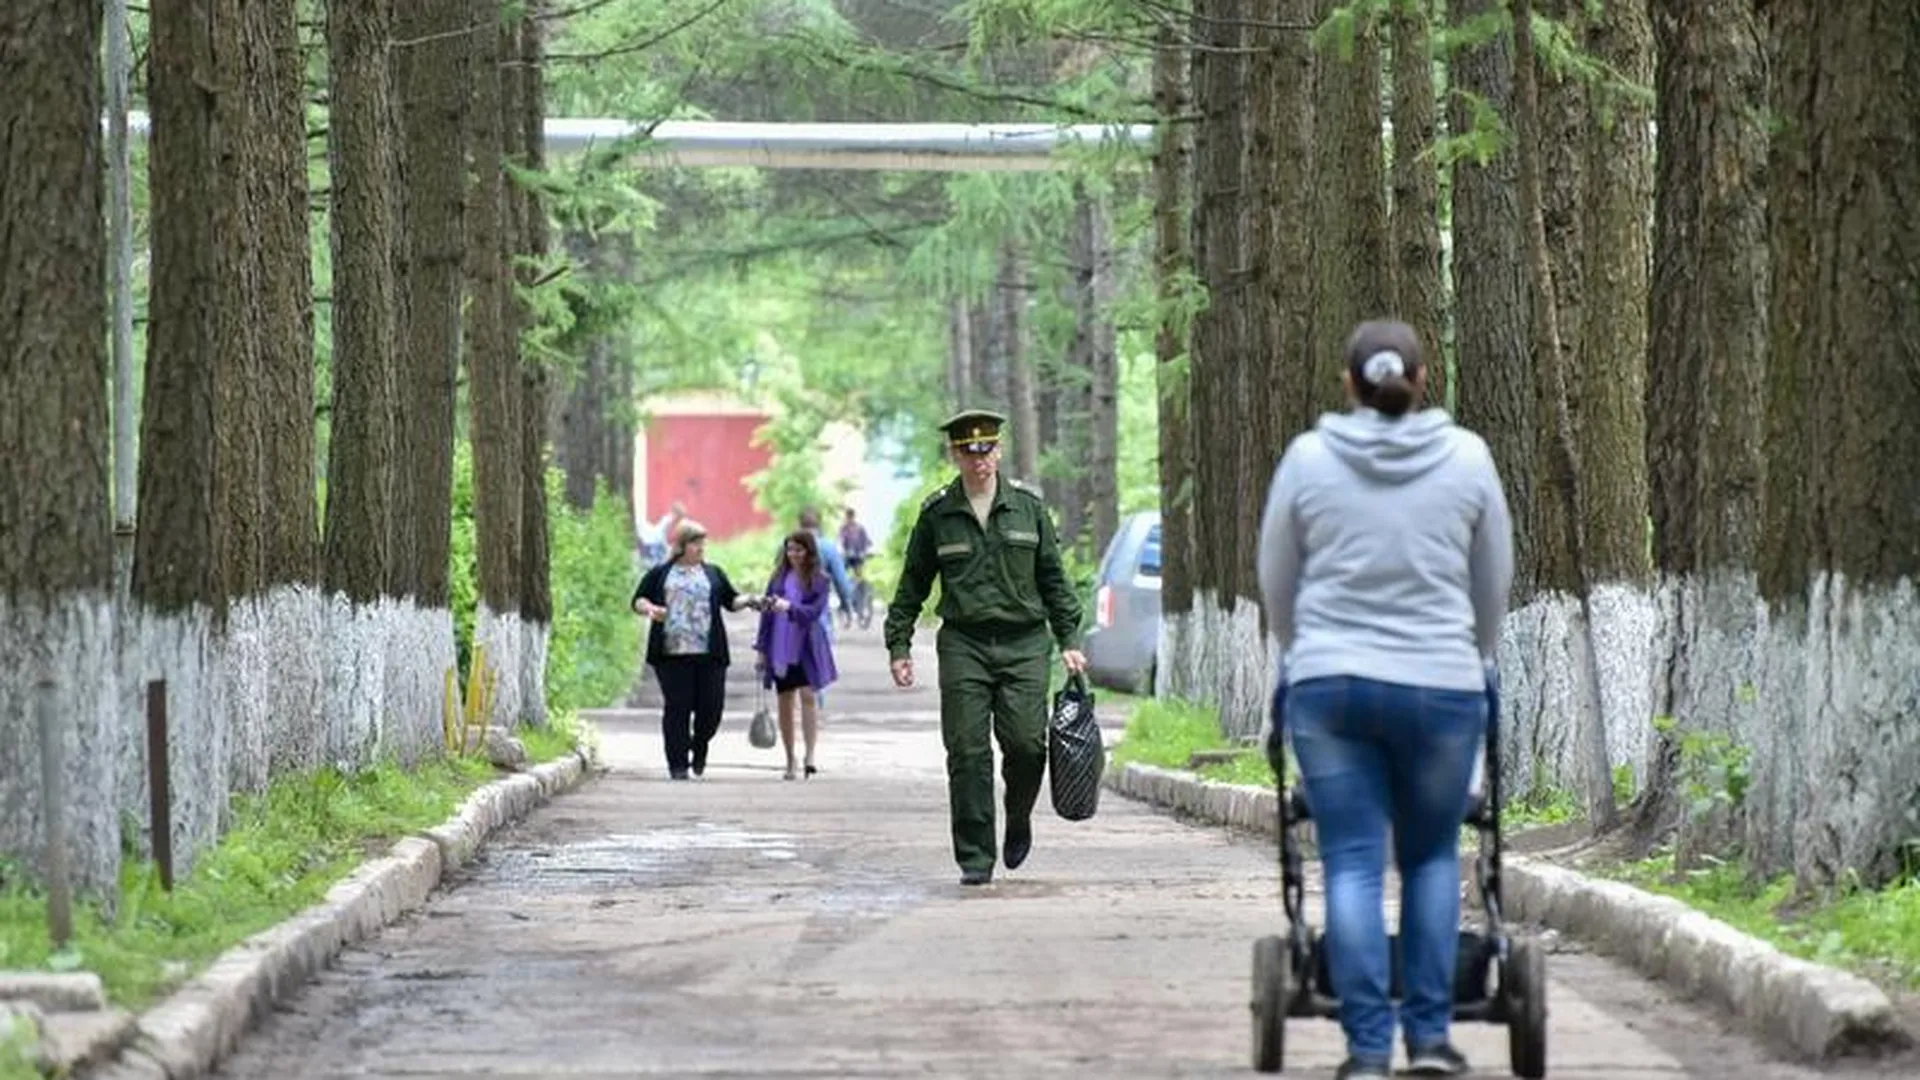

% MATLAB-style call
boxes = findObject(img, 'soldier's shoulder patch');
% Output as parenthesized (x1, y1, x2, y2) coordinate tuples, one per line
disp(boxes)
(920, 485, 950, 511)
(1007, 477, 1044, 500)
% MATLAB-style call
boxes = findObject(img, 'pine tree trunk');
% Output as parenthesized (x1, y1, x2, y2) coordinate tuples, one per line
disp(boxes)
(1249, 1, 1316, 615)
(1638, 0, 1771, 865)
(139, 0, 235, 861)
(1308, 0, 1389, 428)
(1078, 195, 1120, 561)
(0, 0, 120, 895)
(516, 4, 552, 727)
(946, 295, 973, 410)
(1512, 0, 1616, 831)
(1577, 0, 1654, 588)
(1387, 0, 1445, 407)
(252, 0, 323, 778)
(465, 0, 524, 727)
(1151, 21, 1195, 695)
(394, 0, 468, 607)
(324, 0, 408, 766)
(1186, 0, 1270, 735)
(1758, 0, 1920, 887)
(1001, 243, 1042, 487)
(1448, 0, 1538, 603)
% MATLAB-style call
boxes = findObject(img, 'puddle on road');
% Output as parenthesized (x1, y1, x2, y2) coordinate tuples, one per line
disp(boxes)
(484, 824, 937, 923)
(487, 823, 801, 892)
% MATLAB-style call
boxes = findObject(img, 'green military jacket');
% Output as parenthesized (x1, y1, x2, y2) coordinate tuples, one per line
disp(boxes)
(884, 475, 1083, 660)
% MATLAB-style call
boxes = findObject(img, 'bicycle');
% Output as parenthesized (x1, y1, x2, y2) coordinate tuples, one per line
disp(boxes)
(844, 559, 874, 630)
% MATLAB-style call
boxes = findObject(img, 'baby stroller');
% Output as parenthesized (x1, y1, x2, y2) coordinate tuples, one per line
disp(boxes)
(1251, 674, 1548, 1077)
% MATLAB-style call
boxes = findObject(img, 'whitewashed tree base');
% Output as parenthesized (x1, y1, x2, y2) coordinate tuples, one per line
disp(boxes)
(118, 603, 227, 878)
(519, 618, 549, 728)
(473, 605, 524, 730)
(383, 601, 457, 766)
(259, 585, 324, 777)
(0, 594, 123, 895)
(1155, 572, 1920, 882)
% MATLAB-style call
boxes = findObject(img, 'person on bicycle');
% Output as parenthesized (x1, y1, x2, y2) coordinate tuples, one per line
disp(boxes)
(1257, 319, 1513, 1079)
(839, 507, 874, 626)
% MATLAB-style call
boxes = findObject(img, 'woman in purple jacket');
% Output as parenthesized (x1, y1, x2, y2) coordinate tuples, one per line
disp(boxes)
(754, 531, 840, 780)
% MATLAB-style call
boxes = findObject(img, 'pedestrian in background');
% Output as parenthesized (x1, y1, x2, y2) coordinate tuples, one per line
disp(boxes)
(632, 521, 764, 780)
(754, 531, 839, 780)
(885, 409, 1086, 886)
(1258, 319, 1514, 1079)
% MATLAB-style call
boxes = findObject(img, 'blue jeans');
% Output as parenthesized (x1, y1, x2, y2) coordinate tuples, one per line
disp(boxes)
(1287, 675, 1487, 1065)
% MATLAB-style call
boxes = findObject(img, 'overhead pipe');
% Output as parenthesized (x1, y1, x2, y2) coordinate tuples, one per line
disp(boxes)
(123, 112, 1155, 171)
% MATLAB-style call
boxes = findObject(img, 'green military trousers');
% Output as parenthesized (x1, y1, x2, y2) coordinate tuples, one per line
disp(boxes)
(935, 622, 1051, 872)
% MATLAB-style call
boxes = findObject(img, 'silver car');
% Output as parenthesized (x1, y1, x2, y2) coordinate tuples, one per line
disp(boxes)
(1083, 511, 1161, 695)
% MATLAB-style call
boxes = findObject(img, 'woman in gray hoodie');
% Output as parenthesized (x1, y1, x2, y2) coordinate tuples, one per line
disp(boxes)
(1257, 319, 1514, 1080)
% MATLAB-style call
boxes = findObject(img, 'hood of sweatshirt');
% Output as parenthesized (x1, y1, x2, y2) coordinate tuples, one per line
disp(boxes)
(1314, 407, 1458, 485)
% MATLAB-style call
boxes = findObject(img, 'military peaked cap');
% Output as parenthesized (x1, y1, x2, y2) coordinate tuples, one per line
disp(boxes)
(941, 409, 1006, 454)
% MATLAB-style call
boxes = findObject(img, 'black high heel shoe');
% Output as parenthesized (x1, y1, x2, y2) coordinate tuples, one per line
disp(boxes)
(804, 764, 818, 778)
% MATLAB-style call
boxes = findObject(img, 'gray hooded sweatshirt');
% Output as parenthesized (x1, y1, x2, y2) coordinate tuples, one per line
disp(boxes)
(1257, 407, 1513, 693)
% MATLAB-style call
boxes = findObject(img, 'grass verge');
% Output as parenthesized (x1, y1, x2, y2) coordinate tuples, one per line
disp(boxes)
(522, 710, 596, 766)
(0, 1015, 36, 1080)
(0, 745, 537, 1012)
(1604, 851, 1920, 990)
(1108, 698, 1290, 787)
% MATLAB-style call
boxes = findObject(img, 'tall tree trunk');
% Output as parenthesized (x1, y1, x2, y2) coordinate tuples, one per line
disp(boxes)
(1151, 21, 1194, 699)
(1637, 0, 1770, 860)
(559, 338, 606, 513)
(1758, 0, 1920, 887)
(1250, 1, 1316, 610)
(214, 0, 269, 796)
(1512, 0, 1616, 831)
(1307, 0, 1390, 433)
(386, 0, 470, 760)
(1187, 0, 1268, 735)
(1577, 0, 1654, 586)
(1000, 243, 1042, 487)
(1077, 194, 1120, 560)
(465, 0, 523, 726)
(325, 0, 406, 766)
(516, 3, 552, 727)
(0, 0, 120, 895)
(1529, 0, 1585, 596)
(946, 295, 974, 411)
(393, 0, 467, 606)
(1448, 0, 1537, 604)
(1388, 0, 1445, 406)
(253, 0, 322, 778)
(135, 0, 235, 867)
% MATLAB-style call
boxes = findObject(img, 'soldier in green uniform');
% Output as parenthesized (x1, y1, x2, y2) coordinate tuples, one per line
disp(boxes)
(885, 409, 1087, 886)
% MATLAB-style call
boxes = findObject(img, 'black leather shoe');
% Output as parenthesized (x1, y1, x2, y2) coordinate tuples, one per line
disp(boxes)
(1004, 820, 1032, 870)
(960, 867, 993, 886)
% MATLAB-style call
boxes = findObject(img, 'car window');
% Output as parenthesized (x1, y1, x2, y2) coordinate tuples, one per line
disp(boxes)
(1137, 524, 1162, 577)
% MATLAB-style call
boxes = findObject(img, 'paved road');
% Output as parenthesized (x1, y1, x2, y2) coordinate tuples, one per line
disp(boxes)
(218, 614, 1906, 1078)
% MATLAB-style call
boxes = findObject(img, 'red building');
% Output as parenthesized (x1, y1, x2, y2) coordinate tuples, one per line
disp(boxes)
(636, 393, 773, 540)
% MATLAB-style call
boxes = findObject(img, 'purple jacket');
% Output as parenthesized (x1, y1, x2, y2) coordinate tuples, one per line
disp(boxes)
(754, 568, 839, 690)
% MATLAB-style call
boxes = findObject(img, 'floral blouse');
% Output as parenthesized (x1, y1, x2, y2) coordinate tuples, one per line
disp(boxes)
(663, 564, 714, 656)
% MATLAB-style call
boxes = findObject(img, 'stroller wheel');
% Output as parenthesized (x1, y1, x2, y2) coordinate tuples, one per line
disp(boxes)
(1251, 935, 1288, 1073)
(1504, 936, 1548, 1078)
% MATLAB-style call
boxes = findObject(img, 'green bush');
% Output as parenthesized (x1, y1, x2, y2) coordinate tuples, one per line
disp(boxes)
(543, 470, 643, 714)
(449, 442, 642, 716)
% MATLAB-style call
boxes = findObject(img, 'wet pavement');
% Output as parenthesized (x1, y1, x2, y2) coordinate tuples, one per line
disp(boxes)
(214, 614, 1913, 1078)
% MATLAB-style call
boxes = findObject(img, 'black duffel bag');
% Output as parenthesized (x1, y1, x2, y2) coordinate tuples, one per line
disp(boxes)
(1047, 673, 1105, 821)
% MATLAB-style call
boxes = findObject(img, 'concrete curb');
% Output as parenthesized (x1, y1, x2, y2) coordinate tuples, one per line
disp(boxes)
(1104, 759, 1911, 1061)
(84, 749, 593, 1080)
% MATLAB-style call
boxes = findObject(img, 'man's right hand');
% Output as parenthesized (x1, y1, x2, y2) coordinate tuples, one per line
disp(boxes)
(890, 658, 914, 688)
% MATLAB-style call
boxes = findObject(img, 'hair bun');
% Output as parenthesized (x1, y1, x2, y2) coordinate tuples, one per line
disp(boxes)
(1361, 350, 1406, 385)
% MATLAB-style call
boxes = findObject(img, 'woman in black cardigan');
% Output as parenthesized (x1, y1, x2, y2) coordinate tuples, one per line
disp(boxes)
(631, 521, 764, 779)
